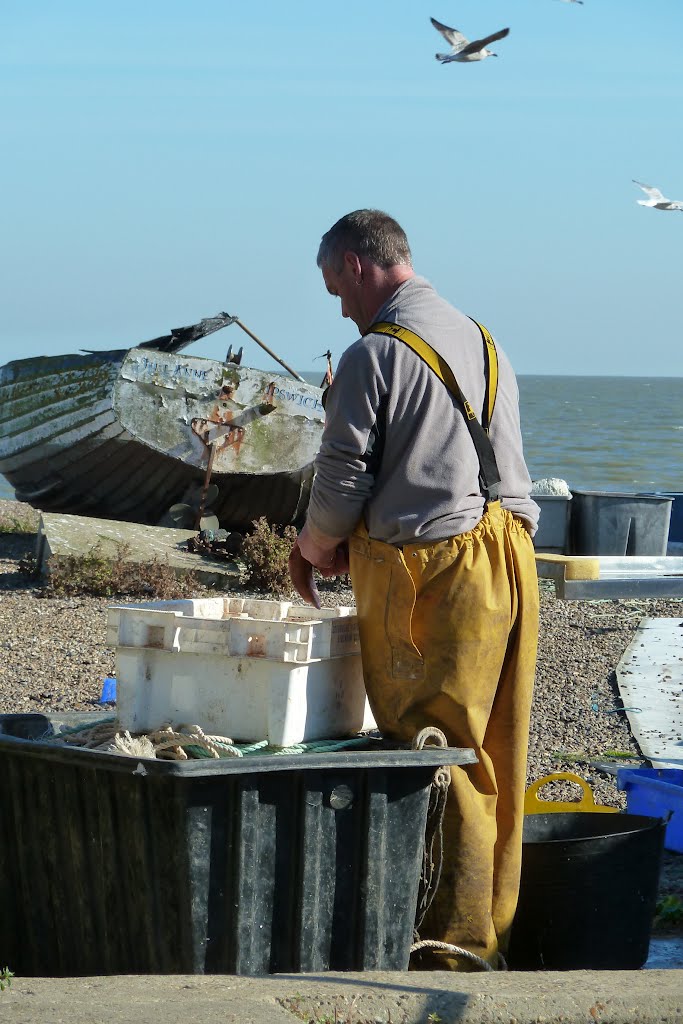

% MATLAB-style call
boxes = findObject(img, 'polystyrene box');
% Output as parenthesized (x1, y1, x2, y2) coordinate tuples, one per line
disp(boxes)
(107, 598, 376, 746)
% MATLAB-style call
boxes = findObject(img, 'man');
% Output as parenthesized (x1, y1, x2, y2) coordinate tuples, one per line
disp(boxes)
(289, 209, 539, 971)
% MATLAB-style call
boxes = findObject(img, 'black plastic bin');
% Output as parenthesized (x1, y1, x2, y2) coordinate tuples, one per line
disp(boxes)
(570, 489, 672, 556)
(507, 811, 666, 971)
(0, 712, 475, 977)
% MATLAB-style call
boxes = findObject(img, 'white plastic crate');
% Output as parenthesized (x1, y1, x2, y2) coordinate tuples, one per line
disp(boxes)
(107, 597, 360, 663)
(107, 598, 375, 746)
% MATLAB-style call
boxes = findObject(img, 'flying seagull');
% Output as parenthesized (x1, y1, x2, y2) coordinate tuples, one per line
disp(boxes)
(633, 180, 683, 212)
(555, 1, 584, 5)
(430, 17, 510, 63)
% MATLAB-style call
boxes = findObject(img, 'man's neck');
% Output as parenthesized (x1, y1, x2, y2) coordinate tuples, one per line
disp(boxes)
(364, 264, 415, 327)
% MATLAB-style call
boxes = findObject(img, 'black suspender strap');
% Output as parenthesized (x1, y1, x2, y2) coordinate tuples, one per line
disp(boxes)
(366, 319, 502, 503)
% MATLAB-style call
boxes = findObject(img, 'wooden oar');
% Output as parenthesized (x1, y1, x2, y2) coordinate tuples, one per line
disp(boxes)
(232, 319, 307, 383)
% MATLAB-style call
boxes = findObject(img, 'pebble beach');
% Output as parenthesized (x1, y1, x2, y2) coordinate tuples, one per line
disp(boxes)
(1, 496, 682, 901)
(1, 498, 682, 801)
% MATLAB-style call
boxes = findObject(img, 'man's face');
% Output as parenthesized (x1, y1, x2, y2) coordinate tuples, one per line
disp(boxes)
(322, 258, 367, 333)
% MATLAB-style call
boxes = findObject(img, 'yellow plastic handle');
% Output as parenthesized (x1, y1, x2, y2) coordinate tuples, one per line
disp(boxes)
(524, 771, 619, 814)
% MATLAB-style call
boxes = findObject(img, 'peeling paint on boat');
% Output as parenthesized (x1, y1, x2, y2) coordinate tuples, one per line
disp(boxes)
(0, 343, 324, 531)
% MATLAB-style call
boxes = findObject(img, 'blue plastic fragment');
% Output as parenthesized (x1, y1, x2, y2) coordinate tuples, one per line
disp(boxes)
(99, 676, 117, 704)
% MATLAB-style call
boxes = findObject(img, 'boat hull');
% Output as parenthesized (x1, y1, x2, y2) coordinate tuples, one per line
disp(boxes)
(0, 347, 324, 531)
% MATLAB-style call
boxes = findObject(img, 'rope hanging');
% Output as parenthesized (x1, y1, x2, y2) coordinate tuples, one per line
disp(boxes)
(410, 939, 507, 973)
(410, 726, 507, 973)
(411, 727, 451, 935)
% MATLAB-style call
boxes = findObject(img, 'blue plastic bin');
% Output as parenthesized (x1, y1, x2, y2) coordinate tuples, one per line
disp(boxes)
(617, 768, 683, 853)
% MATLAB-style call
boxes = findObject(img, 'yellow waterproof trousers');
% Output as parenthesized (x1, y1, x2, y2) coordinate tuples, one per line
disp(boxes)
(349, 502, 539, 970)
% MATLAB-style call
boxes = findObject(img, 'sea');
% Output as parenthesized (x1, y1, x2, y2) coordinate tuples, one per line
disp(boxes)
(0, 375, 681, 501)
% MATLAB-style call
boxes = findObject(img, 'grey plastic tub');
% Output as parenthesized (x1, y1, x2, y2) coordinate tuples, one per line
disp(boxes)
(570, 489, 673, 556)
(532, 495, 572, 554)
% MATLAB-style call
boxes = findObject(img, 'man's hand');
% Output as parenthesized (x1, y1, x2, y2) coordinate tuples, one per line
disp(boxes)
(288, 540, 322, 609)
(316, 540, 349, 578)
(288, 522, 351, 607)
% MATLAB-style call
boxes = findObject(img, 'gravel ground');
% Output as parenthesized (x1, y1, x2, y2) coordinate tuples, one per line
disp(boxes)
(1, 498, 682, 905)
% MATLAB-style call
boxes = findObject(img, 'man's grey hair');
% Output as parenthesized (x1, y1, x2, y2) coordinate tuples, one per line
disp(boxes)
(317, 209, 412, 273)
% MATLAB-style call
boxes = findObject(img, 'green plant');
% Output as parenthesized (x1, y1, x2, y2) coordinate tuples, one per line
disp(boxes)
(240, 517, 297, 594)
(654, 895, 683, 928)
(0, 966, 13, 992)
(42, 541, 203, 599)
(551, 750, 587, 764)
(0, 512, 38, 534)
(18, 554, 41, 578)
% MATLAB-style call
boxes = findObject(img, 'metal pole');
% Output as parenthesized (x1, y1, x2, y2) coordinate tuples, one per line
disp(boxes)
(195, 442, 218, 530)
(233, 319, 307, 383)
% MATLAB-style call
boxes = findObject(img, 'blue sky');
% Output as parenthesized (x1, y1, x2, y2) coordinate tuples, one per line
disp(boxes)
(1, 0, 681, 376)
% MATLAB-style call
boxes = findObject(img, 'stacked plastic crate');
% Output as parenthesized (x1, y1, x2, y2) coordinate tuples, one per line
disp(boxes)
(106, 597, 376, 745)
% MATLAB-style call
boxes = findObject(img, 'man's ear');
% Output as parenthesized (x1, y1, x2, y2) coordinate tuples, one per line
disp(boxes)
(343, 251, 363, 280)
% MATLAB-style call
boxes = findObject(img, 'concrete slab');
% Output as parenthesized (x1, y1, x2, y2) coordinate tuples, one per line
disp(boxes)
(35, 512, 242, 590)
(616, 617, 683, 769)
(2, 970, 683, 1024)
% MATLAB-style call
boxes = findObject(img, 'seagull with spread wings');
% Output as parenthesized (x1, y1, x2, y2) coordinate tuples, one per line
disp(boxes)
(431, 16, 510, 63)
(633, 180, 683, 212)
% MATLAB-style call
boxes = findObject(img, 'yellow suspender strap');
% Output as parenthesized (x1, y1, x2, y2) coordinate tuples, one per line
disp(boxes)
(366, 319, 502, 501)
(367, 320, 499, 431)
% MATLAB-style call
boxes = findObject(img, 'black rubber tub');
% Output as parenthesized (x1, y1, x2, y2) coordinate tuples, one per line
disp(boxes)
(507, 811, 666, 971)
(0, 711, 476, 977)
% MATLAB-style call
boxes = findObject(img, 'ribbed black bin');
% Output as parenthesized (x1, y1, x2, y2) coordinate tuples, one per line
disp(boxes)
(507, 811, 666, 971)
(570, 489, 672, 556)
(0, 713, 475, 977)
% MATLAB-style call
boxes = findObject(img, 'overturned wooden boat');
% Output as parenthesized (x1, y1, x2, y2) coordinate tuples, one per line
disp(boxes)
(0, 314, 326, 531)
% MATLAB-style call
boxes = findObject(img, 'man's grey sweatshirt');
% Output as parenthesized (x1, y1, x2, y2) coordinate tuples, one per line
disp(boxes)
(306, 276, 539, 545)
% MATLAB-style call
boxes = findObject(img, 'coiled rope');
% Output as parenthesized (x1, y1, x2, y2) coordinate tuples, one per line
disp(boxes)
(44, 717, 377, 759)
